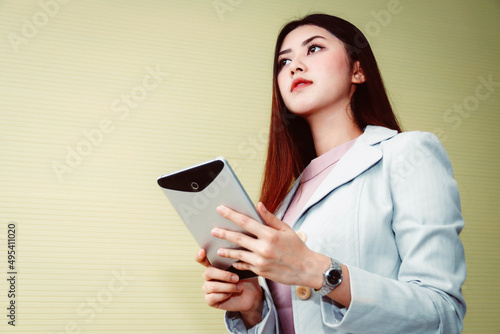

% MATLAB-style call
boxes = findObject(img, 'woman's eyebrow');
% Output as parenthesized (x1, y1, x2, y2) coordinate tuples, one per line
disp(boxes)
(278, 35, 326, 56)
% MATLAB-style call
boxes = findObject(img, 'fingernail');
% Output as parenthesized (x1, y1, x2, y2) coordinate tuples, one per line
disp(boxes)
(261, 203, 268, 213)
(231, 275, 239, 283)
(217, 249, 225, 256)
(217, 205, 227, 215)
(236, 283, 243, 291)
(212, 228, 219, 237)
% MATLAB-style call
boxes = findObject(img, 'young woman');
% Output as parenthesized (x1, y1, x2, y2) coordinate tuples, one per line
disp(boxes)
(196, 14, 466, 333)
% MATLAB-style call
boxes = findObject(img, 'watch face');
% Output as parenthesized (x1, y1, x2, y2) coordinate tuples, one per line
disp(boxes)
(326, 269, 342, 286)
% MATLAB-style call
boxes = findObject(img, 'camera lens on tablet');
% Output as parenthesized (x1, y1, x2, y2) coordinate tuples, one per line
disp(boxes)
(191, 182, 199, 190)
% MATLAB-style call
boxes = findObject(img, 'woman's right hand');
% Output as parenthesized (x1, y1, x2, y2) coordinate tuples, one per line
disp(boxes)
(195, 249, 263, 327)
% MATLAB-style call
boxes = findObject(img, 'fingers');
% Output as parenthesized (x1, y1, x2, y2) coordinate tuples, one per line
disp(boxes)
(216, 248, 258, 271)
(213, 203, 290, 255)
(211, 227, 256, 252)
(203, 279, 242, 294)
(203, 266, 240, 284)
(216, 203, 288, 236)
(195, 249, 211, 268)
(205, 292, 233, 308)
(230, 260, 254, 272)
(216, 205, 266, 237)
(202, 266, 242, 308)
(256, 202, 288, 230)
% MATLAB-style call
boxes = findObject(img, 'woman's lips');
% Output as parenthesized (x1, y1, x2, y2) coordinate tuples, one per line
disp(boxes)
(291, 78, 313, 92)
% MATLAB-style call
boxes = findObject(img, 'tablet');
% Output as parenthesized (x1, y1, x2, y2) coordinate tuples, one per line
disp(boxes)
(157, 157, 263, 279)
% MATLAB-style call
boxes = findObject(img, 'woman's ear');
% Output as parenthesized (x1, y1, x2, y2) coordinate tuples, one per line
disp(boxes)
(351, 61, 366, 84)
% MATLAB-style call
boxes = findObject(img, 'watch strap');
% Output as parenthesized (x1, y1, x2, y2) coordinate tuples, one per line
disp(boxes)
(315, 258, 342, 296)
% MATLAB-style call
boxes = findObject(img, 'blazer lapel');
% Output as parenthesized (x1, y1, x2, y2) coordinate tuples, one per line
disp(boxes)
(301, 145, 382, 215)
(275, 177, 301, 220)
(284, 126, 398, 226)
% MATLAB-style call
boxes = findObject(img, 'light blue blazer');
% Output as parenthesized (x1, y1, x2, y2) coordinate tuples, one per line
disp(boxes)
(225, 125, 466, 333)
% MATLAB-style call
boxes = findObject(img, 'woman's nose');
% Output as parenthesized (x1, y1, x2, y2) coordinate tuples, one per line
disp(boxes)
(290, 58, 305, 76)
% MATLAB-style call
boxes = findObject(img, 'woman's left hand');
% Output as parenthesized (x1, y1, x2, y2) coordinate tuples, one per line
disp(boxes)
(212, 202, 329, 288)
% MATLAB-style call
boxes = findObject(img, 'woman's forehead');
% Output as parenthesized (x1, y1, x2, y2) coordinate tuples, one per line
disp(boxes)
(280, 25, 336, 51)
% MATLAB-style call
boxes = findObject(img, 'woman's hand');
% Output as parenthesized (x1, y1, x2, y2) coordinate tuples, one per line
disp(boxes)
(212, 202, 330, 289)
(195, 249, 263, 328)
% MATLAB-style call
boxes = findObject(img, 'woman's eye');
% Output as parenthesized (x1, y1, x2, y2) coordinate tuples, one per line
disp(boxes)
(278, 58, 291, 68)
(308, 45, 322, 54)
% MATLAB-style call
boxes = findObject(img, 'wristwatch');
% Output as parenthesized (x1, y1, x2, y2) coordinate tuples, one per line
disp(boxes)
(316, 258, 343, 296)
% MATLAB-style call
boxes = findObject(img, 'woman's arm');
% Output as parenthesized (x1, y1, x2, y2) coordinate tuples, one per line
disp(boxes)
(212, 132, 466, 333)
(318, 132, 466, 333)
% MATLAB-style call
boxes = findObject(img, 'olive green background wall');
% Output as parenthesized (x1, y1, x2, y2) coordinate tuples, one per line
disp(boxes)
(0, 0, 498, 333)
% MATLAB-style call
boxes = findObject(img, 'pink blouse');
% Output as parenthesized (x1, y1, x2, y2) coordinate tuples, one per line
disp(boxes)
(267, 138, 357, 334)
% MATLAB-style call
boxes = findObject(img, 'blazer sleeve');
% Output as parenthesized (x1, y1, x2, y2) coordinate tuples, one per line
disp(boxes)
(322, 132, 467, 333)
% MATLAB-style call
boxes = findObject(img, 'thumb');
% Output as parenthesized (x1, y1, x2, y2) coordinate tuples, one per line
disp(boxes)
(195, 249, 211, 268)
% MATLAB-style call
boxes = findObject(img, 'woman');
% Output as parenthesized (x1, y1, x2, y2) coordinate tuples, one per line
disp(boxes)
(196, 14, 466, 333)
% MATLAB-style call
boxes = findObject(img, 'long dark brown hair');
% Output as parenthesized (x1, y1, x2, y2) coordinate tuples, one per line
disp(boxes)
(260, 14, 402, 213)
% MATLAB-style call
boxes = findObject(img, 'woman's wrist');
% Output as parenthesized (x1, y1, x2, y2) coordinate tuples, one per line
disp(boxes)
(303, 251, 332, 290)
(325, 264, 351, 307)
(305, 252, 352, 308)
(239, 290, 264, 329)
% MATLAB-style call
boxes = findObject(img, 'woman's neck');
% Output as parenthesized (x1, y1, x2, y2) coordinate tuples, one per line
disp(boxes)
(306, 107, 362, 156)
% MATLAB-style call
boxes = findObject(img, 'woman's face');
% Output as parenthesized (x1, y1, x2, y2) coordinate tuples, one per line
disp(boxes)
(277, 25, 361, 119)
